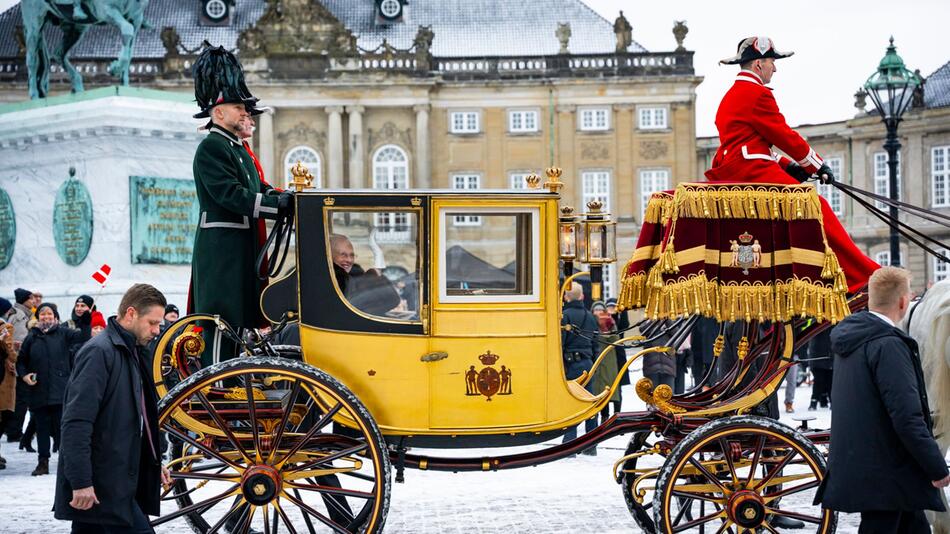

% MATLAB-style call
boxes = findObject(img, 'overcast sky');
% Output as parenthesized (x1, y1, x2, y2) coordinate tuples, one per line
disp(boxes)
(0, 0, 946, 136)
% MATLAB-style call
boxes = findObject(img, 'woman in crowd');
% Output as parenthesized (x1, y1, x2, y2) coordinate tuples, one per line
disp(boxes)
(16, 303, 89, 476)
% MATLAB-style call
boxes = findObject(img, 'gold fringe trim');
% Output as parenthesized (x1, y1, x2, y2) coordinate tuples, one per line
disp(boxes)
(643, 193, 675, 225)
(618, 271, 849, 324)
(642, 184, 824, 223)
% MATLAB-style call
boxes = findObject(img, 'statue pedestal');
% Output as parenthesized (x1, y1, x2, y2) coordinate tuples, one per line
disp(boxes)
(0, 86, 203, 314)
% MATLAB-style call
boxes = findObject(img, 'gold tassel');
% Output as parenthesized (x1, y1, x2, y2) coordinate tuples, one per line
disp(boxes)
(659, 241, 679, 274)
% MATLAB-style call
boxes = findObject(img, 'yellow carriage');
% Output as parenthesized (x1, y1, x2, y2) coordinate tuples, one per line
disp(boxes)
(150, 166, 856, 533)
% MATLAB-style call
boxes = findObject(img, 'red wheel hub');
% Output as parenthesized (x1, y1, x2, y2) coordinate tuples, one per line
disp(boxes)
(241, 464, 282, 506)
(727, 489, 766, 528)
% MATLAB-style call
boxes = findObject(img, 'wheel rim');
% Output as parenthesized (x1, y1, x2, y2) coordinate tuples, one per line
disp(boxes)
(655, 417, 834, 533)
(155, 356, 390, 533)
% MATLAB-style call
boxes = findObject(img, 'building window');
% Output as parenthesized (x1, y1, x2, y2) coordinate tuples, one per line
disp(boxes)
(508, 110, 539, 133)
(874, 151, 902, 210)
(451, 174, 481, 225)
(639, 169, 671, 222)
(449, 111, 480, 134)
(932, 146, 950, 208)
(373, 145, 410, 242)
(509, 172, 532, 189)
(935, 248, 950, 282)
(818, 157, 844, 216)
(581, 170, 611, 213)
(283, 146, 321, 189)
(579, 107, 610, 132)
(875, 250, 890, 267)
(638, 107, 668, 130)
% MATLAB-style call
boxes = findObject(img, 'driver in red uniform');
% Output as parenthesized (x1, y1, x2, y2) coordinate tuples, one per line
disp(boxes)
(705, 36, 879, 292)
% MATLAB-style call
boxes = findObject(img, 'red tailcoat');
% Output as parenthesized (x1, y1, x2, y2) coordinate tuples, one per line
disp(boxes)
(705, 70, 878, 292)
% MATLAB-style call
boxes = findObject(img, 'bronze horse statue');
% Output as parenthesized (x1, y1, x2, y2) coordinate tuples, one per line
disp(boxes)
(20, 0, 151, 99)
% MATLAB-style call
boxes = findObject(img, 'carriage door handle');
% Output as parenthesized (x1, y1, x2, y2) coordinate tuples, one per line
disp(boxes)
(420, 351, 449, 362)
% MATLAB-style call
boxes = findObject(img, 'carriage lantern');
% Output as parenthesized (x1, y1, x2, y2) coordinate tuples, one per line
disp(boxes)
(580, 199, 616, 301)
(862, 36, 922, 266)
(559, 205, 580, 277)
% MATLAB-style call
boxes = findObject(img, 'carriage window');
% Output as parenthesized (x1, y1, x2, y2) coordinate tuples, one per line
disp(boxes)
(327, 210, 421, 322)
(439, 208, 540, 303)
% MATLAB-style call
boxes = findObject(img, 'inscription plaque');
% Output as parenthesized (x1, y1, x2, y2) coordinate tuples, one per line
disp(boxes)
(53, 174, 93, 266)
(130, 176, 198, 264)
(0, 188, 14, 270)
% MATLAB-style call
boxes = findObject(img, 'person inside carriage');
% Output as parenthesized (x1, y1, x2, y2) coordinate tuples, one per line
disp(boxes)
(707, 36, 880, 292)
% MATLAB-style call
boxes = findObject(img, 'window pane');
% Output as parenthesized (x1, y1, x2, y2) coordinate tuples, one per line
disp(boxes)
(328, 210, 420, 321)
(639, 169, 670, 221)
(934, 248, 949, 282)
(444, 213, 533, 296)
(582, 171, 611, 212)
(933, 147, 950, 207)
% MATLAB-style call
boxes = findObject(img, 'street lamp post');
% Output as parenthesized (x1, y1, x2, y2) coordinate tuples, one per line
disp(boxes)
(862, 37, 921, 267)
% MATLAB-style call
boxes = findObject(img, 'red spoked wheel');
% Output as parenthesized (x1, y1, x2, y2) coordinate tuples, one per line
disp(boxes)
(154, 351, 391, 533)
(653, 415, 835, 534)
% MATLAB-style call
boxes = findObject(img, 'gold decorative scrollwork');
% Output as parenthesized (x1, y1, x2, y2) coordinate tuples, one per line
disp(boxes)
(635, 377, 654, 404)
(652, 384, 686, 414)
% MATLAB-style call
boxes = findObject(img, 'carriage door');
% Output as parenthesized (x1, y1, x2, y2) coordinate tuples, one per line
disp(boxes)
(426, 200, 549, 429)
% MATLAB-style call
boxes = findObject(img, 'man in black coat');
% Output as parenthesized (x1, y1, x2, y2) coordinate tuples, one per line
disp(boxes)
(54, 284, 172, 533)
(816, 267, 950, 533)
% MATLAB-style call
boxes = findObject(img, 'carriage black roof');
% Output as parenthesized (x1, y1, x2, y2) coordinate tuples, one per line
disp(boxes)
(0, 0, 645, 60)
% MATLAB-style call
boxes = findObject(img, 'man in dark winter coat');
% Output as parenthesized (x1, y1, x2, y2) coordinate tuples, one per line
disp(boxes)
(561, 282, 599, 448)
(17, 302, 90, 475)
(816, 267, 950, 533)
(54, 284, 172, 532)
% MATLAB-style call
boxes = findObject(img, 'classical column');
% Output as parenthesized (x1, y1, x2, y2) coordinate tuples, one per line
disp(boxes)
(413, 104, 431, 188)
(257, 109, 275, 186)
(346, 105, 365, 189)
(326, 106, 344, 189)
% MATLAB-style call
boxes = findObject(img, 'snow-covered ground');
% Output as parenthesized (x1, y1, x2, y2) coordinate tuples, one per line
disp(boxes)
(0, 373, 943, 533)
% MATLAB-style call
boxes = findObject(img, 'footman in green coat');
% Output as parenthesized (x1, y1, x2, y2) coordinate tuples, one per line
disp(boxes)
(187, 45, 291, 363)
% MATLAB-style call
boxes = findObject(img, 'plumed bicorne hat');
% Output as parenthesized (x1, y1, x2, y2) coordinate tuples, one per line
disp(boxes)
(720, 36, 793, 65)
(192, 43, 269, 120)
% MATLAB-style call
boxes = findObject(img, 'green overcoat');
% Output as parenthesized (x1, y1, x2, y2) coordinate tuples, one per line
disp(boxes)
(190, 126, 280, 329)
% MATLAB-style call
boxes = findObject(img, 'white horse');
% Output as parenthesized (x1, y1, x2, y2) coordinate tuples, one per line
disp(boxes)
(903, 279, 950, 534)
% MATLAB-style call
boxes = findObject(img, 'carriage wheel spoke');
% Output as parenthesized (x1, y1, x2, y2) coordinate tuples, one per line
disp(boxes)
(267, 379, 303, 465)
(687, 456, 729, 494)
(284, 489, 352, 534)
(207, 497, 248, 534)
(245, 380, 262, 462)
(744, 435, 766, 487)
(762, 522, 780, 534)
(276, 403, 343, 468)
(713, 519, 736, 534)
(672, 508, 727, 533)
(673, 495, 693, 526)
(164, 425, 244, 472)
(274, 500, 299, 534)
(151, 484, 240, 527)
(671, 489, 725, 504)
(172, 471, 242, 483)
(307, 477, 357, 524)
(762, 479, 820, 502)
(195, 391, 255, 465)
(718, 438, 739, 486)
(752, 449, 798, 491)
(288, 480, 375, 500)
(289, 443, 369, 474)
(263, 505, 272, 534)
(766, 507, 825, 525)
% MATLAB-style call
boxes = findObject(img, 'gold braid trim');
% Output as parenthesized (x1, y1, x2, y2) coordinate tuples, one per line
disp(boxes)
(618, 271, 849, 324)
(670, 184, 824, 221)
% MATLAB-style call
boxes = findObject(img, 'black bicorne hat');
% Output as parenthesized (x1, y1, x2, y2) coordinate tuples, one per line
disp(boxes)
(720, 36, 794, 65)
(192, 43, 261, 119)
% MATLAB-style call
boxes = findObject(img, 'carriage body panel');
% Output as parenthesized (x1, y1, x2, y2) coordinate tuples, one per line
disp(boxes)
(280, 190, 608, 438)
